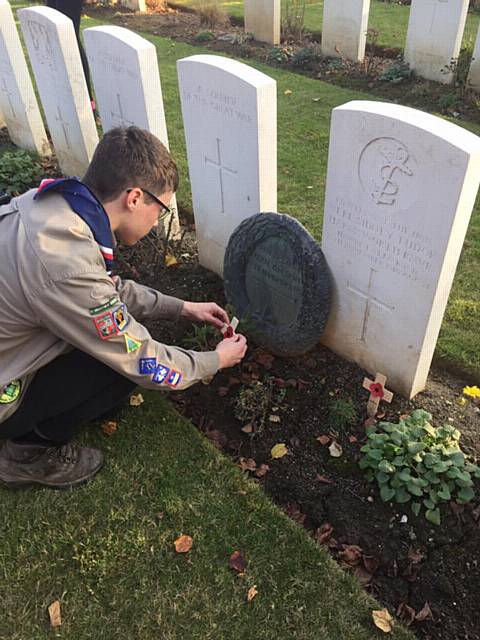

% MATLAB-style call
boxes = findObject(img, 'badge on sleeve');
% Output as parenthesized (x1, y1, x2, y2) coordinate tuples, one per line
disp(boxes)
(94, 312, 119, 339)
(153, 364, 170, 384)
(139, 358, 157, 375)
(112, 303, 129, 332)
(124, 334, 142, 353)
(166, 370, 182, 387)
(89, 296, 119, 316)
(0, 379, 22, 404)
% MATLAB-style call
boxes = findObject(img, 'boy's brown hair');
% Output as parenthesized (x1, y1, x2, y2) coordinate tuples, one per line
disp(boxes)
(83, 126, 179, 203)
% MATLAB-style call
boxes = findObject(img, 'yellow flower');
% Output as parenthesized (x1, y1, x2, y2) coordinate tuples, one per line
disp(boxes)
(463, 385, 480, 399)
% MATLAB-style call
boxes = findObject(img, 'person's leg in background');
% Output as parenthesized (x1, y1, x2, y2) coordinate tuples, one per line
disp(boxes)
(45, 0, 95, 105)
(0, 349, 137, 488)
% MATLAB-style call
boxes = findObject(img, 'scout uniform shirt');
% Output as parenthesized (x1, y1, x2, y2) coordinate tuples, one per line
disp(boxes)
(0, 188, 220, 425)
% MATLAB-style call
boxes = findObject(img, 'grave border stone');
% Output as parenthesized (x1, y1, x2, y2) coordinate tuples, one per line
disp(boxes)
(224, 212, 332, 356)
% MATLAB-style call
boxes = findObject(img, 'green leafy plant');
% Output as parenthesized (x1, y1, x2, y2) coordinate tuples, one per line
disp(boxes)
(234, 377, 286, 435)
(359, 409, 480, 525)
(266, 46, 293, 64)
(194, 30, 215, 42)
(291, 46, 319, 67)
(438, 92, 462, 111)
(328, 398, 358, 431)
(380, 61, 412, 83)
(182, 323, 217, 351)
(0, 150, 42, 196)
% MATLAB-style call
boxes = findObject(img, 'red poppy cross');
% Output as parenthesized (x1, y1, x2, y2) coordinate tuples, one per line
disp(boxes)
(362, 373, 394, 417)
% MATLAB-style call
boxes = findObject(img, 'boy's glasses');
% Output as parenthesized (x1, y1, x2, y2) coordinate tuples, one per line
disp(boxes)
(126, 187, 172, 219)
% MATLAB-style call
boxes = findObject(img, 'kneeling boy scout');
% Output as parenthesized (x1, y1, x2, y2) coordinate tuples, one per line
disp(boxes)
(0, 127, 247, 489)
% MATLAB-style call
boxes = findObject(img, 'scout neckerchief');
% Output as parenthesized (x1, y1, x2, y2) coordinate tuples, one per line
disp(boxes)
(34, 177, 114, 274)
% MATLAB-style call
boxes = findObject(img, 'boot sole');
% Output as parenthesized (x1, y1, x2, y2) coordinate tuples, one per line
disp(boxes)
(0, 461, 104, 490)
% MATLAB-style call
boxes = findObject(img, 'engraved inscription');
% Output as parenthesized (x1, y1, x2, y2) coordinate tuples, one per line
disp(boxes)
(96, 50, 139, 81)
(27, 20, 55, 71)
(182, 84, 253, 123)
(110, 93, 134, 127)
(327, 197, 435, 290)
(358, 137, 417, 211)
(245, 237, 303, 326)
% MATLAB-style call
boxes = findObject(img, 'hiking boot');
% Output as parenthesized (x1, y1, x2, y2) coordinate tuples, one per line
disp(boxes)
(0, 440, 104, 489)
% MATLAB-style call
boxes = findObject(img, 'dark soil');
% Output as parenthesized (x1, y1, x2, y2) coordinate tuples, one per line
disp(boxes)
(116, 229, 480, 640)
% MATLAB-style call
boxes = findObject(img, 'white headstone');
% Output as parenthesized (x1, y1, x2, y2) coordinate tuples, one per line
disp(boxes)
(321, 0, 371, 62)
(83, 25, 179, 235)
(177, 55, 277, 276)
(0, 0, 50, 156)
(244, 0, 280, 45)
(404, 0, 469, 84)
(321, 101, 480, 398)
(120, 0, 146, 10)
(18, 6, 98, 176)
(468, 23, 480, 91)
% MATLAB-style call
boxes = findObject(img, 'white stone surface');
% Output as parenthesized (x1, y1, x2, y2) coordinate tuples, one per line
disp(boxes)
(321, 0, 371, 62)
(244, 0, 280, 45)
(404, 0, 469, 84)
(18, 6, 98, 176)
(83, 25, 178, 235)
(468, 23, 480, 91)
(0, 0, 50, 156)
(177, 54, 277, 276)
(321, 101, 480, 398)
(120, 0, 146, 10)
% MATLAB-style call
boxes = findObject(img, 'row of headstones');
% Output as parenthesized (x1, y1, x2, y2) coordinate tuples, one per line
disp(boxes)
(1, 2, 480, 402)
(245, 0, 480, 88)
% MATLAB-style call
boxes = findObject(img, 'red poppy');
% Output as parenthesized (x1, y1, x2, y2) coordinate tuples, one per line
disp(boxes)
(224, 325, 234, 338)
(369, 382, 384, 399)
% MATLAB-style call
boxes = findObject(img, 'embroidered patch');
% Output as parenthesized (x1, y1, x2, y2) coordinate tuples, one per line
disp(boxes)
(89, 296, 119, 316)
(112, 303, 129, 332)
(166, 370, 182, 387)
(153, 364, 170, 384)
(124, 333, 142, 354)
(0, 379, 22, 404)
(94, 312, 119, 340)
(139, 357, 157, 375)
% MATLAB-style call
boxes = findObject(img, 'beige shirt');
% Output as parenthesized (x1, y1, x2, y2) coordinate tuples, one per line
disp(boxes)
(0, 189, 219, 424)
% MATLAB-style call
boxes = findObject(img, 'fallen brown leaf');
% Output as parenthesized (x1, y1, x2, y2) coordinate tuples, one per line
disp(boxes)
(241, 423, 253, 434)
(316, 435, 331, 445)
(348, 435, 358, 443)
(271, 443, 288, 459)
(339, 544, 363, 566)
(284, 502, 306, 525)
(101, 420, 118, 436)
(363, 555, 380, 574)
(228, 376, 241, 387)
(229, 550, 246, 573)
(206, 429, 227, 449)
(239, 457, 257, 472)
(315, 473, 334, 484)
(268, 414, 281, 423)
(415, 602, 433, 622)
(217, 386, 229, 397)
(48, 600, 61, 628)
(247, 585, 258, 602)
(364, 417, 377, 428)
(255, 463, 270, 478)
(407, 548, 425, 564)
(129, 393, 144, 406)
(314, 522, 334, 545)
(174, 534, 193, 553)
(397, 602, 416, 626)
(354, 565, 373, 586)
(372, 608, 394, 633)
(328, 441, 343, 458)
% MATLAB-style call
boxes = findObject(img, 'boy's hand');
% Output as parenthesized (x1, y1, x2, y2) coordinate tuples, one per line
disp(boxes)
(181, 301, 229, 329)
(216, 334, 248, 369)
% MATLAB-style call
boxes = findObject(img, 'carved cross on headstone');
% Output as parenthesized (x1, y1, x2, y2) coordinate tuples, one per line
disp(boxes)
(362, 372, 394, 417)
(55, 105, 70, 149)
(0, 77, 16, 119)
(110, 93, 134, 127)
(205, 137, 237, 213)
(348, 268, 395, 343)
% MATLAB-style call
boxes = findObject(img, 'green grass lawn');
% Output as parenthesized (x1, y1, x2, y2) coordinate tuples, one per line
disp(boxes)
(173, 0, 480, 49)
(0, 393, 414, 639)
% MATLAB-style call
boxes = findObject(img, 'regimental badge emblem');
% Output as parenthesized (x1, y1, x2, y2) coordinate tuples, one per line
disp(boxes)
(113, 303, 129, 332)
(0, 379, 22, 404)
(93, 311, 118, 340)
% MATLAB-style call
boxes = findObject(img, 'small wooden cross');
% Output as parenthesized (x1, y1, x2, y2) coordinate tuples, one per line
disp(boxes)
(362, 373, 394, 417)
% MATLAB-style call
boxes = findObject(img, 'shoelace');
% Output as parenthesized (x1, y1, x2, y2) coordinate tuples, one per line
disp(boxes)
(46, 443, 78, 465)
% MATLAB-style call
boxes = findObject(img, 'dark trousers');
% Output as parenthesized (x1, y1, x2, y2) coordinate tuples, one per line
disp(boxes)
(46, 0, 94, 99)
(0, 350, 136, 444)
